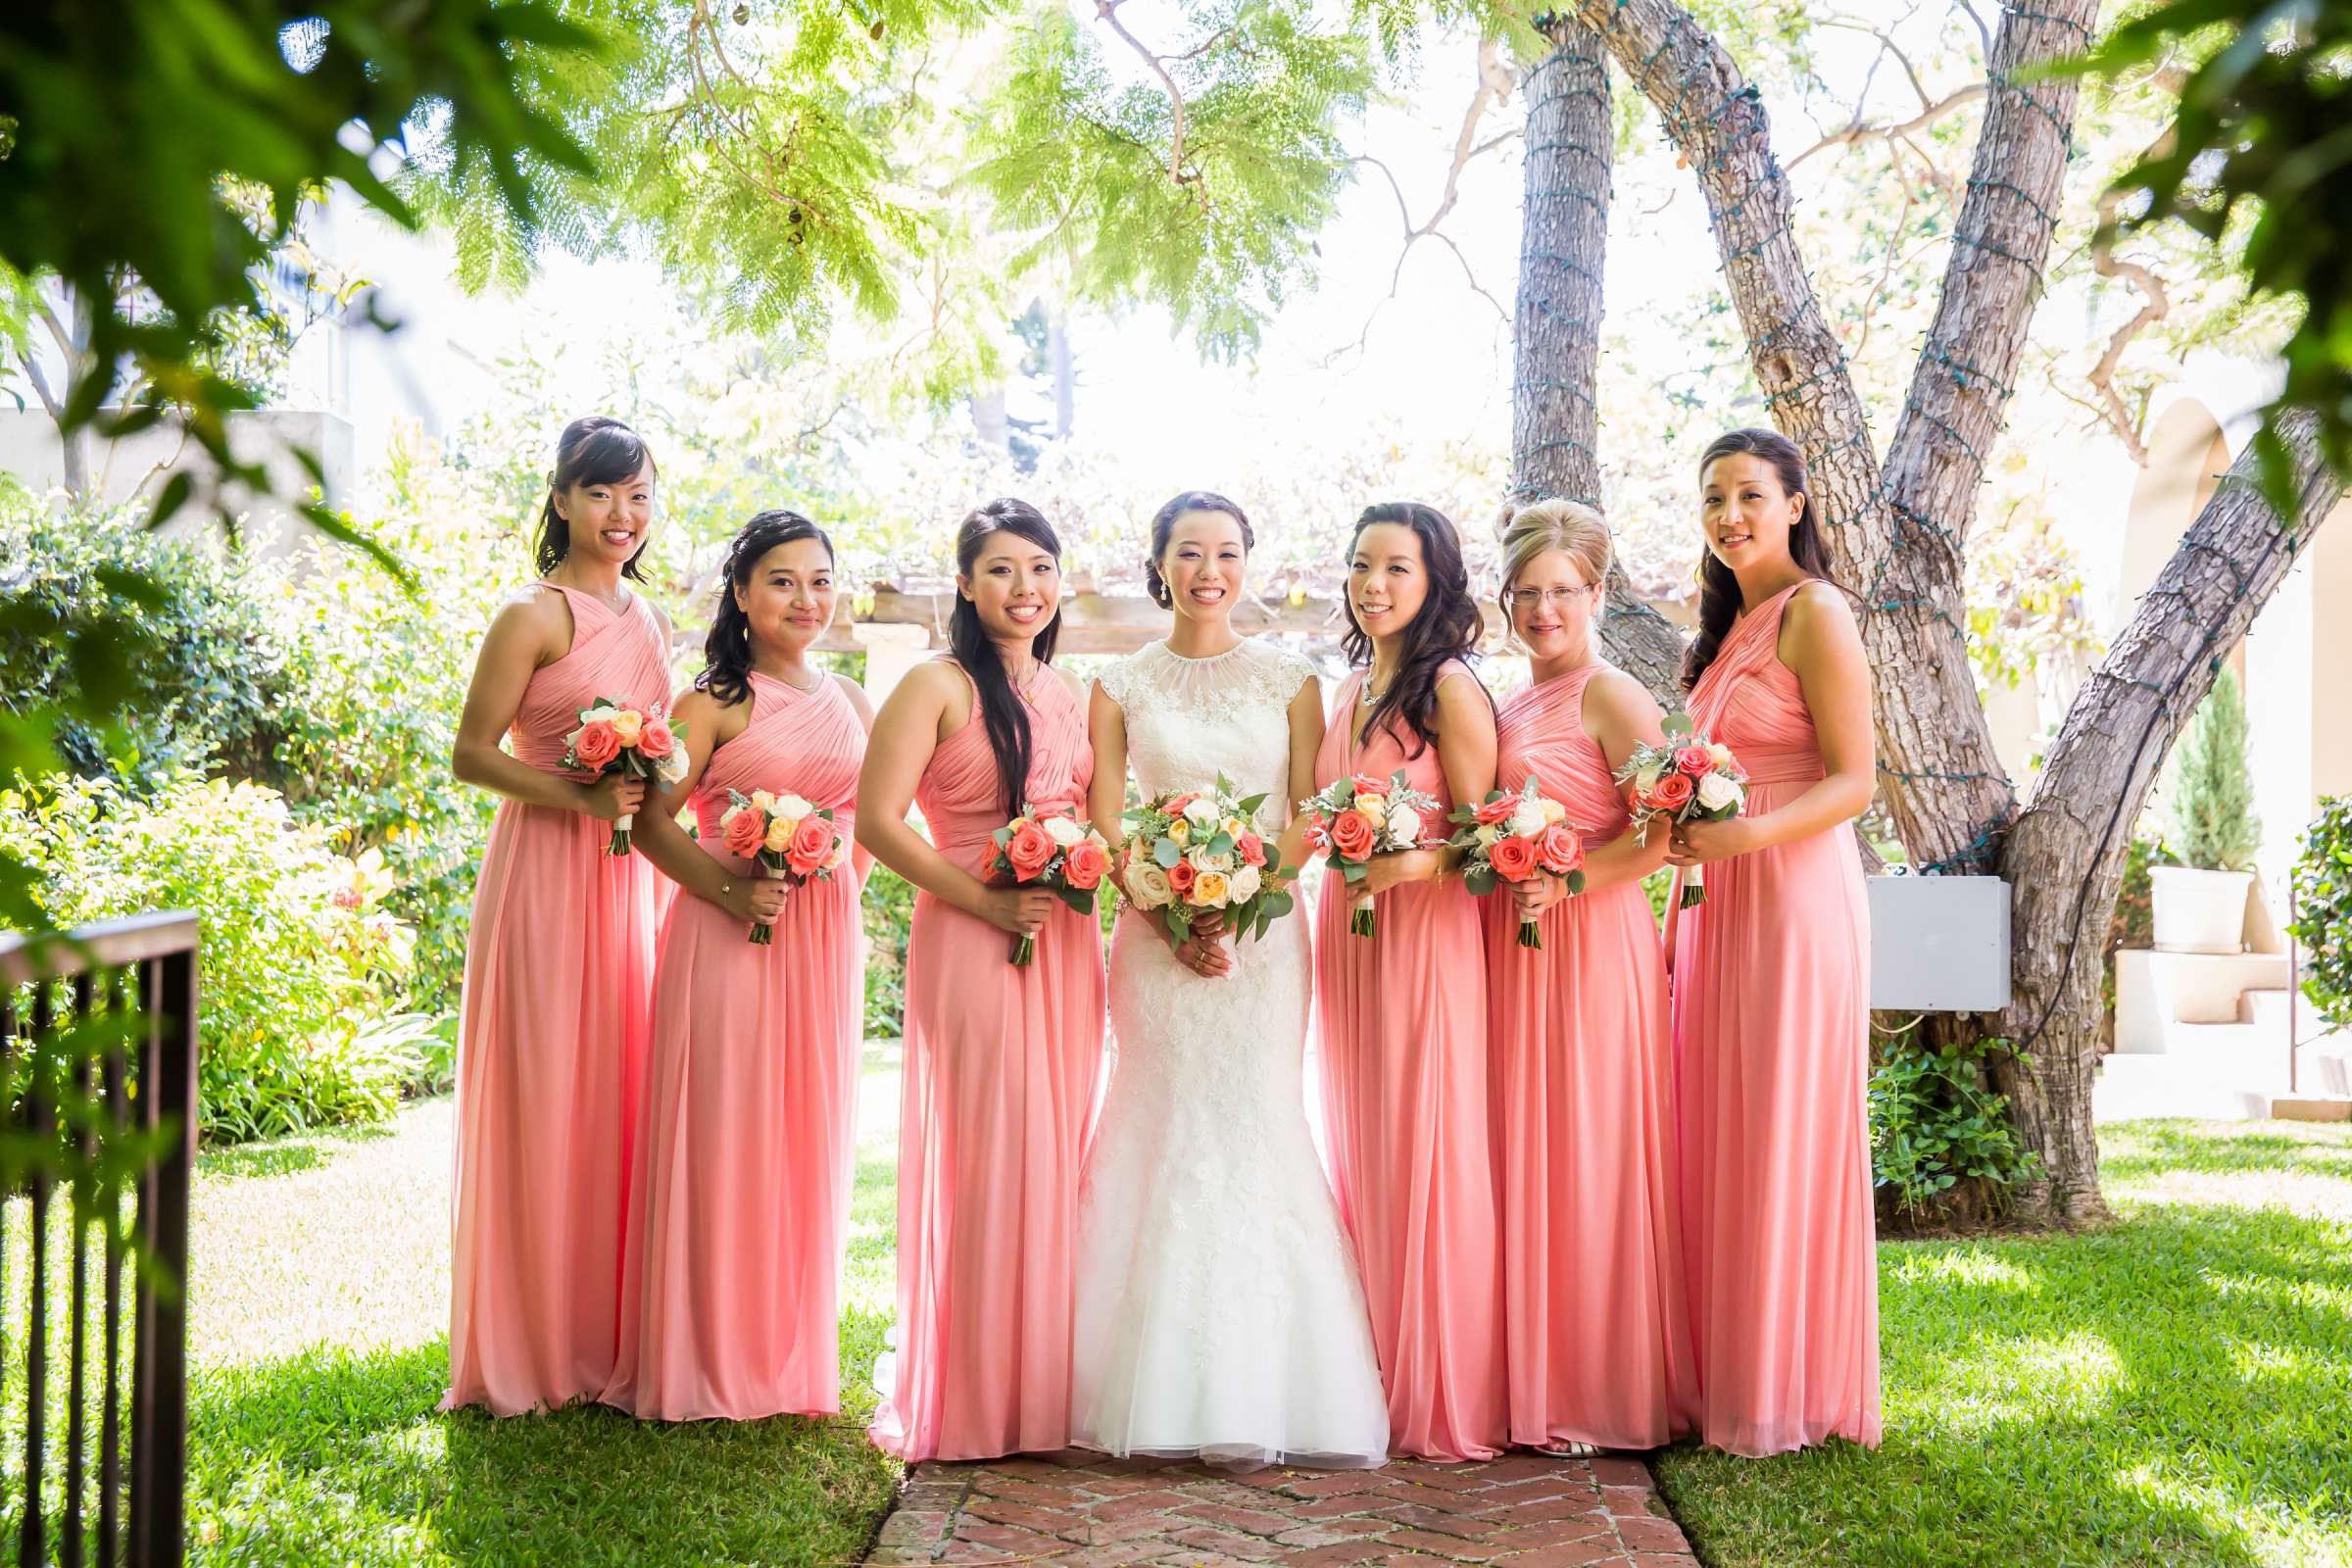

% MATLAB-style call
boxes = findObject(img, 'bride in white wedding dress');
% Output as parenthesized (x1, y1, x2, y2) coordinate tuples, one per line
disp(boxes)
(1071, 492, 1390, 1469)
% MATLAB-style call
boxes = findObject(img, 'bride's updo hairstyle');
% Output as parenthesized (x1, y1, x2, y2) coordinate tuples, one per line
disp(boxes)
(697, 509, 835, 708)
(534, 416, 657, 580)
(1343, 500, 1488, 758)
(1495, 498, 1611, 641)
(950, 497, 1065, 816)
(1143, 490, 1255, 609)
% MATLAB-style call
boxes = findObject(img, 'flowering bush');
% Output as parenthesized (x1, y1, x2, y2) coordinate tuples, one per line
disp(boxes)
(0, 770, 424, 1142)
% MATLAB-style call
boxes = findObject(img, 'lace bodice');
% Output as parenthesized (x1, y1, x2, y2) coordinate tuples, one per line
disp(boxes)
(1097, 638, 1315, 827)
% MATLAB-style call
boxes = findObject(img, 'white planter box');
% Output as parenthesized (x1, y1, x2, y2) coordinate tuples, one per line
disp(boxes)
(2149, 864, 2252, 955)
(1867, 874, 2011, 1012)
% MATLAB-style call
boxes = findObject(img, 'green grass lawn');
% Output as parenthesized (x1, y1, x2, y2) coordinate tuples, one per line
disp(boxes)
(1658, 1119, 2352, 1568)
(12, 1056, 2352, 1566)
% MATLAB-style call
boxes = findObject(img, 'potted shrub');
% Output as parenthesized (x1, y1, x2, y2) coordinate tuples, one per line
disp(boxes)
(2151, 666, 2262, 953)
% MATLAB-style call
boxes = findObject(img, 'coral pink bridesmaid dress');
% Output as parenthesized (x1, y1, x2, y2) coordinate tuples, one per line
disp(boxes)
(870, 660, 1107, 1462)
(1487, 664, 1696, 1450)
(1312, 662, 1505, 1462)
(603, 670, 866, 1421)
(446, 583, 669, 1414)
(1672, 583, 1880, 1456)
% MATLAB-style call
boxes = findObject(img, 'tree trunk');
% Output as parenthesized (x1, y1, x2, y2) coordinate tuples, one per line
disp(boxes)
(1994, 413, 2341, 1223)
(1507, 19, 1686, 706)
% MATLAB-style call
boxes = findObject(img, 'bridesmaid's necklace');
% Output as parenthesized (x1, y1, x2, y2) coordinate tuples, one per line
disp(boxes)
(762, 662, 824, 695)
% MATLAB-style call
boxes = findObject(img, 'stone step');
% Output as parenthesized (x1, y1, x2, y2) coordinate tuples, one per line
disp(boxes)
(2093, 1053, 2271, 1123)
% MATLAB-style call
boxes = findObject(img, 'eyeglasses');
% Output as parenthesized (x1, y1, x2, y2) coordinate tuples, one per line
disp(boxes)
(1503, 584, 1599, 612)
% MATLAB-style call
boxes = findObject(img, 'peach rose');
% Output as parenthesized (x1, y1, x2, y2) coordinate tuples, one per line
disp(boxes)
(786, 814, 836, 877)
(1063, 839, 1109, 891)
(1674, 744, 1715, 777)
(1236, 830, 1266, 866)
(1005, 819, 1055, 881)
(638, 716, 675, 759)
(1489, 833, 1541, 882)
(1537, 823, 1584, 876)
(1327, 808, 1377, 860)
(722, 808, 765, 859)
(573, 718, 620, 771)
(1193, 868, 1231, 906)
(1650, 771, 1695, 812)
(610, 709, 644, 747)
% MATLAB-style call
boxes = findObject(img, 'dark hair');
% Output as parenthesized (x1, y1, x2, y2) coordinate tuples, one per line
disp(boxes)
(1683, 427, 1839, 690)
(952, 498, 1064, 816)
(534, 416, 657, 579)
(1144, 490, 1254, 609)
(697, 510, 837, 707)
(1342, 501, 1488, 758)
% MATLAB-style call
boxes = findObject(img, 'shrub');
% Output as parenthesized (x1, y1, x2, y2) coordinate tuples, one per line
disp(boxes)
(2168, 666, 2260, 870)
(862, 862, 915, 1038)
(0, 499, 292, 787)
(0, 770, 426, 1142)
(1868, 1035, 2039, 1217)
(2287, 795, 2352, 1029)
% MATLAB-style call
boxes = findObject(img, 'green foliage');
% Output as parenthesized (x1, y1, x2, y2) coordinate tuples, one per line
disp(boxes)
(2074, 0, 2352, 508)
(1869, 1035, 2039, 1216)
(2287, 794, 2352, 1030)
(0, 500, 291, 789)
(969, 2, 1376, 359)
(2166, 665, 2260, 871)
(0, 772, 425, 1143)
(861, 861, 916, 1038)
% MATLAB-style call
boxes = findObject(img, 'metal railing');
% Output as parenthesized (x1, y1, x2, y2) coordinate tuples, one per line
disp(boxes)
(1, 912, 197, 1567)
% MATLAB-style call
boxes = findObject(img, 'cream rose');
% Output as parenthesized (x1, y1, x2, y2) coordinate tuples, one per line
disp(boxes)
(1696, 772, 1743, 812)
(1182, 796, 1222, 829)
(1541, 798, 1567, 825)
(1634, 763, 1663, 796)
(1229, 863, 1261, 901)
(774, 792, 814, 821)
(750, 788, 777, 813)
(1507, 800, 1546, 838)
(1475, 823, 1501, 848)
(1709, 742, 1735, 768)
(1125, 858, 1174, 909)
(1385, 802, 1423, 845)
(1354, 792, 1387, 816)
(1042, 813, 1086, 848)
(610, 710, 644, 747)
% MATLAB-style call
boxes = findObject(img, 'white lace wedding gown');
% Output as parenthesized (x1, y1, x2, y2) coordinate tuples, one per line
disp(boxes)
(1071, 638, 1390, 1469)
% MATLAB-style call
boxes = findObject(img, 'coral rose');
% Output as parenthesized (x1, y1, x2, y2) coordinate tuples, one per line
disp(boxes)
(1537, 823, 1584, 876)
(1005, 819, 1055, 880)
(1474, 795, 1518, 826)
(1236, 830, 1266, 866)
(1327, 808, 1377, 859)
(1488, 833, 1541, 881)
(1166, 858, 1199, 897)
(1674, 744, 1715, 777)
(637, 716, 675, 759)
(1063, 839, 1109, 891)
(1350, 773, 1388, 798)
(722, 808, 765, 859)
(1649, 772, 1695, 811)
(786, 815, 836, 876)
(610, 709, 644, 748)
(573, 718, 620, 770)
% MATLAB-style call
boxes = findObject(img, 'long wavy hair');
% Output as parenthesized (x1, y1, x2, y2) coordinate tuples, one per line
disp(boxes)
(952, 498, 1065, 816)
(1144, 490, 1254, 609)
(1683, 426, 1839, 691)
(534, 416, 657, 580)
(696, 510, 835, 708)
(1342, 501, 1487, 757)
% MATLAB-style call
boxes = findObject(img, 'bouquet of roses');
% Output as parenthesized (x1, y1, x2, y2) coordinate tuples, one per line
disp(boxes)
(1117, 774, 1296, 951)
(988, 805, 1114, 965)
(717, 788, 849, 945)
(1448, 774, 1587, 949)
(563, 695, 688, 856)
(1615, 713, 1744, 907)
(1298, 769, 1443, 938)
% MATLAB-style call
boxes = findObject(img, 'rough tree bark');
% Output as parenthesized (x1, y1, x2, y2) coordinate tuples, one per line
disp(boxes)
(1550, 0, 2350, 1222)
(1507, 17, 1685, 705)
(1995, 415, 2340, 1223)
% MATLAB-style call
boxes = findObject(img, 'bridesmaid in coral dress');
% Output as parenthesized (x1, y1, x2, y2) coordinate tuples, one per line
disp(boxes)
(446, 416, 672, 1414)
(858, 498, 1107, 1462)
(1483, 499, 1695, 1453)
(1667, 427, 1881, 1456)
(603, 511, 874, 1421)
(1313, 501, 1506, 1463)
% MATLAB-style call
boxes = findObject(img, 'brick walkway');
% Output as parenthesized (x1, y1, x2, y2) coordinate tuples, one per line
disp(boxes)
(865, 1449, 1697, 1567)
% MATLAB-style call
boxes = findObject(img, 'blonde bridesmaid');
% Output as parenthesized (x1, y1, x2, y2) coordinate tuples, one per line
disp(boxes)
(1667, 427, 1880, 1456)
(858, 498, 1107, 1462)
(446, 416, 671, 1414)
(1313, 501, 1506, 1463)
(603, 511, 873, 1421)
(1484, 500, 1695, 1453)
